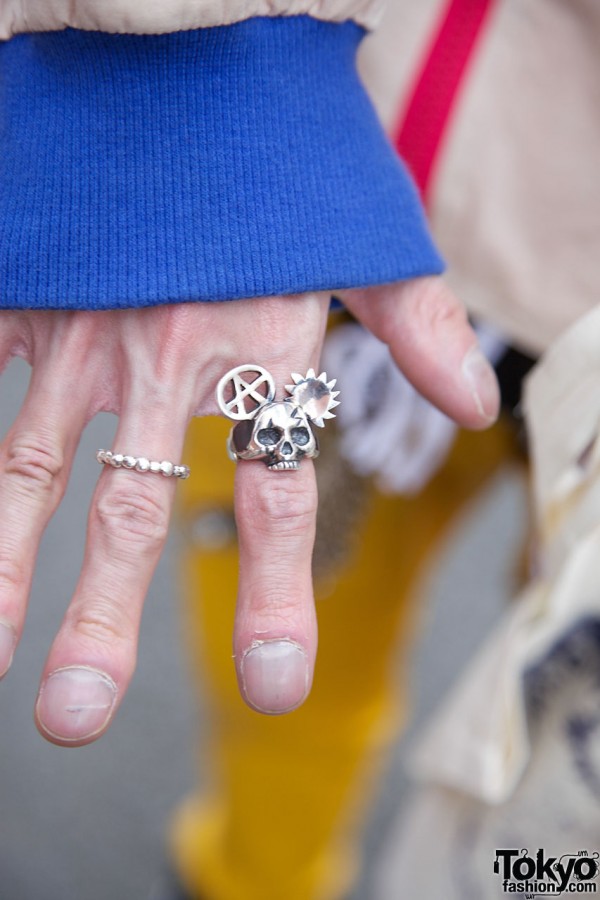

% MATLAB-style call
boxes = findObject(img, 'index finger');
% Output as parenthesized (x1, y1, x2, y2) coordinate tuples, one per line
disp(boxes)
(341, 277, 500, 429)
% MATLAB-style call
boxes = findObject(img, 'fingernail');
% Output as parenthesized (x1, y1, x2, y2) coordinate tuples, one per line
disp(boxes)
(462, 345, 500, 423)
(0, 623, 17, 678)
(240, 640, 309, 714)
(36, 666, 117, 742)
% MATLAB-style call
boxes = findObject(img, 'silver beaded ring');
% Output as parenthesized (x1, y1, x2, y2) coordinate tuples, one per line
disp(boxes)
(96, 450, 190, 480)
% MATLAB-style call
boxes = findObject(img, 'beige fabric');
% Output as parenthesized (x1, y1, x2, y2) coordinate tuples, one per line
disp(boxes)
(524, 305, 600, 577)
(0, 0, 383, 38)
(358, 1, 440, 127)
(359, 0, 600, 357)
(405, 306, 600, 803)
(358, 8, 600, 886)
(371, 306, 600, 896)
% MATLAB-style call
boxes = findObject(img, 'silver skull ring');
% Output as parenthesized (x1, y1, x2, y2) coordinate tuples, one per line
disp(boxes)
(216, 365, 340, 471)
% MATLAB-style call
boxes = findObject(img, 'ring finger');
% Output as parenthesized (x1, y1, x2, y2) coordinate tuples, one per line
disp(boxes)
(34, 393, 191, 746)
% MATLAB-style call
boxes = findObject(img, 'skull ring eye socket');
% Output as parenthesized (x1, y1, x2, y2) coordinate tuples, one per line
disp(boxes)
(290, 427, 311, 446)
(257, 426, 283, 446)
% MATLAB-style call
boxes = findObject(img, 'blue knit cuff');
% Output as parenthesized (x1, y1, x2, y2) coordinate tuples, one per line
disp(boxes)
(0, 17, 444, 310)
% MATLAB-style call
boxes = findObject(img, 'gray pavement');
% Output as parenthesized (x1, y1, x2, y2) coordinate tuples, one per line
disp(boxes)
(0, 357, 528, 900)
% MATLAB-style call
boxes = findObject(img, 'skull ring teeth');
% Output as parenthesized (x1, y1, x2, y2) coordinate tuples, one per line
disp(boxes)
(216, 365, 340, 471)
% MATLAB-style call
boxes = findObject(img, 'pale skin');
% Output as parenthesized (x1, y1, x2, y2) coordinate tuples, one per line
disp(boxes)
(0, 277, 500, 747)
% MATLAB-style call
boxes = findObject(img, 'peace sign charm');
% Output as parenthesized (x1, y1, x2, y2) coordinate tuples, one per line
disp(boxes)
(216, 365, 276, 421)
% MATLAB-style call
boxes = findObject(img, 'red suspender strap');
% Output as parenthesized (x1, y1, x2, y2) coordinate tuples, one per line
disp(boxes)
(394, 0, 499, 206)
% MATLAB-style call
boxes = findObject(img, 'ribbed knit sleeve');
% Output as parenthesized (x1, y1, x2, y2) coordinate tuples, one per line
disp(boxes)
(0, 16, 444, 310)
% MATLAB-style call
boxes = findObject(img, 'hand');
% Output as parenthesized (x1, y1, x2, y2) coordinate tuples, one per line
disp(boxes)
(0, 277, 499, 746)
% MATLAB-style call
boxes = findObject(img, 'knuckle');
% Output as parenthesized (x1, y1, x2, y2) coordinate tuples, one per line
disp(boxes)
(69, 601, 130, 648)
(409, 279, 467, 332)
(247, 297, 300, 353)
(251, 593, 302, 622)
(243, 295, 324, 366)
(145, 305, 203, 375)
(4, 434, 65, 494)
(242, 476, 317, 539)
(95, 485, 169, 549)
(0, 554, 25, 593)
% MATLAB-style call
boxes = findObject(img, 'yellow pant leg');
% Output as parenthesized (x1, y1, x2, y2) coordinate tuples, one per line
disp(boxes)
(169, 416, 519, 900)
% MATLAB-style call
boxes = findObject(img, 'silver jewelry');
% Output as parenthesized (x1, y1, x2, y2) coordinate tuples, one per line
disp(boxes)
(216, 365, 340, 471)
(96, 450, 190, 479)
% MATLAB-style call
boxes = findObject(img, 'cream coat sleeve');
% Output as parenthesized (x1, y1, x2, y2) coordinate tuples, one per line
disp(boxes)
(0, 0, 383, 38)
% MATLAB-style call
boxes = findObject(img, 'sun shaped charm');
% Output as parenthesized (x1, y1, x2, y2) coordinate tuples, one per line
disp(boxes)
(285, 369, 340, 428)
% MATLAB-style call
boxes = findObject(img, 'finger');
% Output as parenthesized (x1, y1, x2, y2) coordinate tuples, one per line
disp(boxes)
(234, 458, 318, 715)
(222, 296, 330, 716)
(34, 394, 189, 746)
(340, 277, 500, 429)
(0, 351, 90, 678)
(0, 312, 27, 374)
